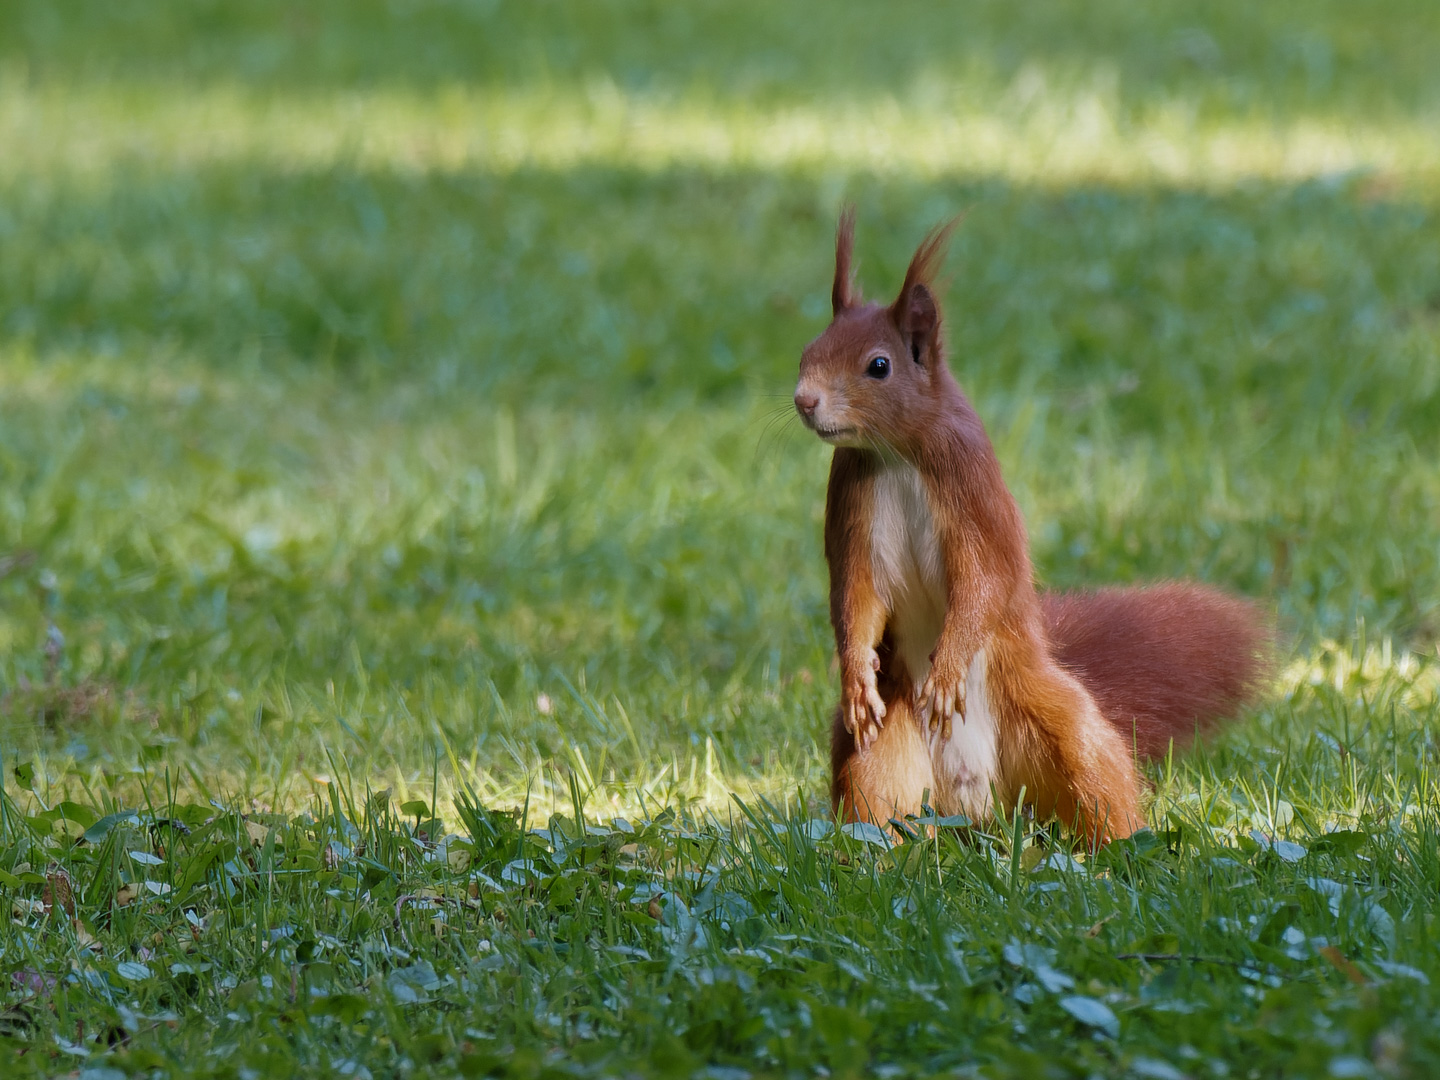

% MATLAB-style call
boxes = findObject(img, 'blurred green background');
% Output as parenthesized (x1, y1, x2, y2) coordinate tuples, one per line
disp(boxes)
(2, 0, 1439, 811)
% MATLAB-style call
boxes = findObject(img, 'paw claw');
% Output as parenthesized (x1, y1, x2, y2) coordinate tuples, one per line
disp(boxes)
(916, 657, 968, 742)
(842, 647, 888, 754)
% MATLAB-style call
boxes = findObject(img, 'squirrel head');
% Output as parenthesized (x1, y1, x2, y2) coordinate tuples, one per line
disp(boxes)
(794, 208, 958, 454)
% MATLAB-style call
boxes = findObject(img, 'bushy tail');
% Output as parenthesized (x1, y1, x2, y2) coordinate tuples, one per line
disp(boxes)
(1042, 584, 1272, 760)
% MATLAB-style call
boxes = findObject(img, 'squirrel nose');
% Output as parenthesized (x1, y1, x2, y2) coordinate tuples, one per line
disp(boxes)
(794, 392, 819, 417)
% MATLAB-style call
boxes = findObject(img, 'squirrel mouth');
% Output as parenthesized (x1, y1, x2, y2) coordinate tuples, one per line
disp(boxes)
(813, 425, 856, 442)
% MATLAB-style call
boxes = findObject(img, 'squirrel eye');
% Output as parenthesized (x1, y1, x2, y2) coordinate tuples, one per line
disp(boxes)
(865, 355, 891, 379)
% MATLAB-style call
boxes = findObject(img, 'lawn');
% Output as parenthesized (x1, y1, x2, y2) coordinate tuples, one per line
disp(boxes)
(2, 1, 1440, 1076)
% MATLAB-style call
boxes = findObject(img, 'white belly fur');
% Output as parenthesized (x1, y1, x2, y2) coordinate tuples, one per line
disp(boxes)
(869, 463, 998, 820)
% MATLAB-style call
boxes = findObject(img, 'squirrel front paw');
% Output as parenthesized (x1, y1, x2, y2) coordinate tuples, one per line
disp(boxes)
(917, 648, 968, 738)
(841, 649, 887, 752)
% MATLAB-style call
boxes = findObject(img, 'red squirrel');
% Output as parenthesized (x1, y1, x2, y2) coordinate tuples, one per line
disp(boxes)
(793, 209, 1270, 846)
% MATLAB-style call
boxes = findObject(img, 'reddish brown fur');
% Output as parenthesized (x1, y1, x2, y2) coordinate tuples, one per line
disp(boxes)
(797, 210, 1272, 846)
(831, 205, 860, 314)
(1044, 585, 1271, 760)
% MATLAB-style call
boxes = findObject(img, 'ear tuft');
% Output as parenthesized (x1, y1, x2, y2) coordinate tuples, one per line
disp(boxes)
(832, 205, 861, 316)
(891, 217, 959, 362)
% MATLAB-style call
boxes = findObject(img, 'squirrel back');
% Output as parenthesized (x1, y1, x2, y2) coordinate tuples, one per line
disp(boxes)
(1043, 584, 1271, 760)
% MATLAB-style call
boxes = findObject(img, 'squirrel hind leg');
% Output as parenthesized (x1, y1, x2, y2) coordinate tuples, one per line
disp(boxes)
(830, 695, 935, 836)
(995, 654, 1144, 848)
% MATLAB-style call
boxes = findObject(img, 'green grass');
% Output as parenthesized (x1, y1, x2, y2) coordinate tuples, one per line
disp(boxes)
(3, 1, 1440, 1076)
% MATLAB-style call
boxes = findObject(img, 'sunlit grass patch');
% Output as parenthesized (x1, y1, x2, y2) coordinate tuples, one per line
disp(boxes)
(7, 635, 1439, 860)
(1152, 637, 1440, 842)
(7, 77, 1440, 187)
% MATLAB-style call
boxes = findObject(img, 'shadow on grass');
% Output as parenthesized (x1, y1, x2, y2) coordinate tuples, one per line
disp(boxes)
(6, 0, 1440, 123)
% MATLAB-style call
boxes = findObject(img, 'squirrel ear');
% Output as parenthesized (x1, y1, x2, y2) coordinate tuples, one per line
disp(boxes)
(832, 205, 860, 315)
(897, 283, 939, 362)
(891, 219, 957, 362)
